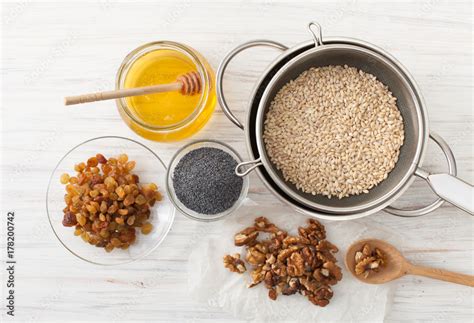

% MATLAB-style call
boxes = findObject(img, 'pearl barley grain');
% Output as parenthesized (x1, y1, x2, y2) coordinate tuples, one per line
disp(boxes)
(263, 65, 404, 199)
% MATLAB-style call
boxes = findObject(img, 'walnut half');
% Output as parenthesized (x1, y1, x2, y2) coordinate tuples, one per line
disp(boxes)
(223, 253, 247, 274)
(354, 244, 386, 278)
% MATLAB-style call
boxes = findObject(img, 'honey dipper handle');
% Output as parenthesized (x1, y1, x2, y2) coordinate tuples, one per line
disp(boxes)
(407, 263, 474, 287)
(64, 82, 182, 106)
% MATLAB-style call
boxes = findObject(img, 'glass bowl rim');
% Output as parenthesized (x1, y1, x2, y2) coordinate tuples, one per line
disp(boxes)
(45, 135, 176, 266)
(166, 139, 249, 222)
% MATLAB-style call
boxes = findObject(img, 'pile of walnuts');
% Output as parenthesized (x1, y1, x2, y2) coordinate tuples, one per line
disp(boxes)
(223, 217, 342, 307)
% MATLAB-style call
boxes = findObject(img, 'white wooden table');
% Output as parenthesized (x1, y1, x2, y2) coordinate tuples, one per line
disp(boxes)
(1, 1, 472, 322)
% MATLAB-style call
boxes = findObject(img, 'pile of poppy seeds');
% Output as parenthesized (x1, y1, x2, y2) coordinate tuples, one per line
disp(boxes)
(172, 147, 243, 215)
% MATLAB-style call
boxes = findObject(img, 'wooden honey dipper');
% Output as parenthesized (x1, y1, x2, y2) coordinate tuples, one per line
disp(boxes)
(64, 71, 202, 106)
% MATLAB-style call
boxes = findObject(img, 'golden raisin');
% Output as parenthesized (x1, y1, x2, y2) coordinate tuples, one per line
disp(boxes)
(107, 204, 118, 214)
(118, 208, 128, 216)
(60, 173, 70, 184)
(126, 216, 135, 226)
(141, 222, 153, 235)
(118, 154, 128, 164)
(100, 188, 109, 197)
(111, 238, 121, 247)
(100, 229, 110, 239)
(86, 204, 97, 214)
(135, 194, 146, 205)
(104, 176, 116, 186)
(142, 187, 155, 199)
(155, 191, 163, 201)
(75, 213, 87, 226)
(123, 194, 135, 206)
(108, 222, 117, 231)
(102, 164, 112, 175)
(115, 186, 126, 199)
(99, 201, 107, 213)
(136, 214, 147, 226)
(74, 162, 86, 172)
(81, 232, 90, 242)
(87, 157, 99, 167)
(96, 153, 107, 164)
(125, 161, 136, 171)
(119, 228, 136, 243)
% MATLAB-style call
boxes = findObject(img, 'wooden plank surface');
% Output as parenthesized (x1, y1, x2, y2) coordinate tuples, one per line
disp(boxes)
(1, 1, 472, 322)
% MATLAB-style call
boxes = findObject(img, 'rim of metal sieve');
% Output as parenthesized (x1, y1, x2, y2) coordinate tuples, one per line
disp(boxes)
(252, 42, 428, 214)
(225, 36, 430, 218)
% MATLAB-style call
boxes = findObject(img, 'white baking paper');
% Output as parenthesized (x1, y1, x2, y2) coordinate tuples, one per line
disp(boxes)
(188, 200, 398, 322)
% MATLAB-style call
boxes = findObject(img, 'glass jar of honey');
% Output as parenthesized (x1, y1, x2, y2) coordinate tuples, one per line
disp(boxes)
(115, 41, 216, 142)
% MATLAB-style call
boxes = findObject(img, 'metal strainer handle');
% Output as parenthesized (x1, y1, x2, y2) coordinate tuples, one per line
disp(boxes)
(308, 22, 324, 46)
(385, 132, 473, 217)
(216, 40, 288, 130)
(235, 158, 262, 177)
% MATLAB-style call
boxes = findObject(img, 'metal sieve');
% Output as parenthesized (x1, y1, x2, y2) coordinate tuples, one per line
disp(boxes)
(217, 22, 473, 218)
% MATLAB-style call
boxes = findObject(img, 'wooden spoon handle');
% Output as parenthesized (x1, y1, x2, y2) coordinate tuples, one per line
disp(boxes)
(407, 264, 474, 287)
(64, 82, 182, 106)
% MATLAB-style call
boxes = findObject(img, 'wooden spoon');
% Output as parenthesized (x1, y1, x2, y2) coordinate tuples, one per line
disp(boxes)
(64, 71, 201, 106)
(345, 239, 474, 287)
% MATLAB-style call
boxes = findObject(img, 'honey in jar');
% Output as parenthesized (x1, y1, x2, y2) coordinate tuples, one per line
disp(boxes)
(116, 41, 216, 142)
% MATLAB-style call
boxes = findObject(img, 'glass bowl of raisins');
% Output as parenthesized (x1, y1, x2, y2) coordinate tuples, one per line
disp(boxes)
(46, 136, 176, 265)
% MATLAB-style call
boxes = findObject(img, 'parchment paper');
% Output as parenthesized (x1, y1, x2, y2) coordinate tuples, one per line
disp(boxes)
(188, 199, 399, 322)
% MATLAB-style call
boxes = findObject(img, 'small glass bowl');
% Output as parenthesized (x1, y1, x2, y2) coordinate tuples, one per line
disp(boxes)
(166, 140, 249, 221)
(115, 41, 216, 142)
(46, 136, 176, 266)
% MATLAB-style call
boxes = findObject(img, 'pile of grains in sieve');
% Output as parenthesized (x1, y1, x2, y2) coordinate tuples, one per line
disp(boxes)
(263, 65, 405, 199)
(173, 147, 243, 215)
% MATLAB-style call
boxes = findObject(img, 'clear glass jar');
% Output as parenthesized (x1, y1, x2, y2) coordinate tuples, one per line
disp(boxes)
(115, 41, 216, 142)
